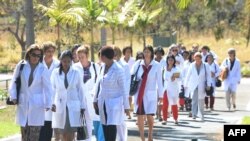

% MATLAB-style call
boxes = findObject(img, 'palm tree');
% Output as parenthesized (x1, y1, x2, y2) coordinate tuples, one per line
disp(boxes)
(102, 0, 122, 44)
(132, 5, 162, 48)
(70, 0, 104, 61)
(37, 0, 82, 54)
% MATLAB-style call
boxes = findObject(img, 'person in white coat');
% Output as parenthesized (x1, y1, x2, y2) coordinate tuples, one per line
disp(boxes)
(220, 48, 241, 111)
(122, 46, 135, 119)
(73, 45, 102, 141)
(154, 46, 165, 122)
(113, 46, 131, 141)
(51, 50, 86, 141)
(204, 54, 221, 110)
(162, 55, 181, 125)
(94, 46, 130, 141)
(131, 45, 164, 141)
(39, 41, 60, 141)
(8, 44, 53, 141)
(184, 52, 212, 121)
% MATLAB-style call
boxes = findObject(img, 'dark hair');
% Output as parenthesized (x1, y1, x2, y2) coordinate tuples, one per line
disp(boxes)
(136, 51, 144, 61)
(143, 45, 154, 60)
(42, 41, 57, 52)
(101, 46, 114, 60)
(201, 45, 210, 52)
(25, 44, 43, 62)
(71, 44, 81, 53)
(182, 51, 189, 57)
(189, 51, 196, 62)
(154, 46, 165, 55)
(205, 53, 214, 62)
(59, 50, 73, 75)
(166, 55, 176, 68)
(122, 46, 133, 56)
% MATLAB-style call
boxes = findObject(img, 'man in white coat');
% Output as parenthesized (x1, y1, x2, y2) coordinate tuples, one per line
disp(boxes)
(220, 48, 241, 111)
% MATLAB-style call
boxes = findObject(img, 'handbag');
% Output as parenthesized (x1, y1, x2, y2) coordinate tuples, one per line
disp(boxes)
(214, 63, 222, 87)
(129, 61, 141, 96)
(220, 59, 229, 81)
(204, 64, 214, 96)
(6, 60, 25, 105)
(179, 85, 185, 98)
(77, 113, 89, 140)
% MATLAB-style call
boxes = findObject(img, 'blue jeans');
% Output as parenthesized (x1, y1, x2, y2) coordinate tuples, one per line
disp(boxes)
(93, 121, 105, 141)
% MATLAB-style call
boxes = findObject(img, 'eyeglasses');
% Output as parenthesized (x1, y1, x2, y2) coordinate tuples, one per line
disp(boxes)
(172, 50, 178, 52)
(31, 53, 42, 58)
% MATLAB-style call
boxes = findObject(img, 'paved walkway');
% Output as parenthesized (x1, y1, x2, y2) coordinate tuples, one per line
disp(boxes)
(1, 78, 250, 141)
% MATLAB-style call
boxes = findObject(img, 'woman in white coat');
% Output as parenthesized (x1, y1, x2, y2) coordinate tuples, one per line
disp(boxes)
(73, 45, 101, 141)
(39, 41, 60, 141)
(94, 46, 130, 141)
(204, 54, 221, 110)
(8, 44, 53, 141)
(220, 48, 241, 111)
(51, 50, 86, 141)
(113, 46, 131, 141)
(162, 55, 181, 125)
(131, 45, 164, 141)
(184, 52, 212, 121)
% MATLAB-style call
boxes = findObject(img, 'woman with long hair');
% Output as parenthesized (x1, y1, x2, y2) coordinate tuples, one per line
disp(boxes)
(162, 55, 181, 125)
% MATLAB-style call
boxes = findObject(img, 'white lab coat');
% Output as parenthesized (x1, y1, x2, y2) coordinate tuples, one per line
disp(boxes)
(117, 60, 131, 97)
(94, 62, 130, 125)
(207, 62, 221, 87)
(51, 67, 86, 129)
(131, 60, 164, 114)
(184, 62, 212, 100)
(43, 58, 60, 121)
(220, 58, 241, 92)
(164, 67, 181, 105)
(122, 57, 135, 71)
(182, 61, 192, 98)
(73, 62, 100, 121)
(9, 60, 53, 127)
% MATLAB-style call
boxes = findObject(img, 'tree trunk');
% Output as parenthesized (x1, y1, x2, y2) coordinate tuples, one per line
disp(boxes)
(111, 26, 115, 44)
(90, 24, 95, 61)
(100, 28, 107, 46)
(246, 14, 250, 47)
(24, 0, 35, 47)
(56, 23, 61, 54)
(143, 29, 146, 49)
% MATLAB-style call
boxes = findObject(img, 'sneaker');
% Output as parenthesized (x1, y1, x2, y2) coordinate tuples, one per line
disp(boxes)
(210, 107, 214, 111)
(162, 121, 167, 125)
(159, 117, 163, 122)
(205, 105, 208, 109)
(179, 106, 184, 111)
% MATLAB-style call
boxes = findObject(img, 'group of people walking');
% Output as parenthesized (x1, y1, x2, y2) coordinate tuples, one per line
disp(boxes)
(8, 42, 241, 141)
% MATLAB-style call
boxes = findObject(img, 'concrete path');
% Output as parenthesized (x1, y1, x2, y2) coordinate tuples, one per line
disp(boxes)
(1, 78, 250, 141)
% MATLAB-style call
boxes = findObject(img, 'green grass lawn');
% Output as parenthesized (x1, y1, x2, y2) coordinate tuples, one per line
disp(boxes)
(242, 116, 250, 124)
(0, 103, 20, 138)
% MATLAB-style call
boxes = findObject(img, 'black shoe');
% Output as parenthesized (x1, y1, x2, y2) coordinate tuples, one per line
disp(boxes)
(159, 117, 163, 122)
(233, 104, 236, 109)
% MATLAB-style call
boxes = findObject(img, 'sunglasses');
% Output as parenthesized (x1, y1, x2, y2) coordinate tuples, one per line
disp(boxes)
(31, 53, 42, 58)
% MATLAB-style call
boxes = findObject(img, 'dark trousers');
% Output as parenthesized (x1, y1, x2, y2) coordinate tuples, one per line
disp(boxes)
(102, 102, 117, 141)
(39, 121, 53, 141)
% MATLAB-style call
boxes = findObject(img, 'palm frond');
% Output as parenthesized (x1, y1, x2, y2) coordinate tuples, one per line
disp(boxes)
(176, 0, 192, 9)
